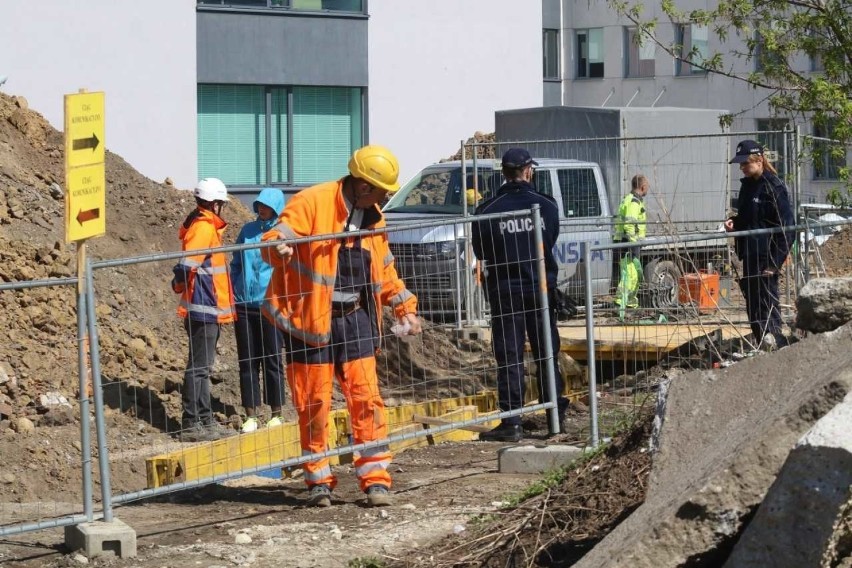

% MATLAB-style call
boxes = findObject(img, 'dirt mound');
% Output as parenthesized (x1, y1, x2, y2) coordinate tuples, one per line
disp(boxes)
(819, 226, 852, 277)
(446, 131, 497, 161)
(0, 90, 254, 439)
(0, 91, 497, 505)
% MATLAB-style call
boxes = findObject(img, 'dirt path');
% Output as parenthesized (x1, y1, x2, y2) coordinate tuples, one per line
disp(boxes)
(0, 441, 541, 568)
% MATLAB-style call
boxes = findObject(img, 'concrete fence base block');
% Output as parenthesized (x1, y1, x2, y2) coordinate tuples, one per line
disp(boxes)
(498, 444, 583, 474)
(453, 327, 490, 342)
(64, 518, 137, 559)
(725, 393, 852, 568)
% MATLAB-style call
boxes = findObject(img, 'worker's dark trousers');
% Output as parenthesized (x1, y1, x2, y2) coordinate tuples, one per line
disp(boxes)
(182, 318, 220, 426)
(490, 291, 567, 424)
(235, 305, 285, 410)
(739, 255, 783, 344)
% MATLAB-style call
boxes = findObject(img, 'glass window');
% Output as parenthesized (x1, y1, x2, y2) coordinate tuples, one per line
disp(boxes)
(270, 88, 289, 184)
(197, 84, 362, 187)
(197, 85, 267, 185)
(534, 169, 553, 197)
(625, 27, 655, 78)
(809, 29, 824, 72)
(813, 121, 845, 180)
(384, 166, 503, 214)
(811, 53, 824, 72)
(755, 29, 784, 72)
(556, 168, 601, 218)
(196, 0, 364, 12)
(756, 119, 789, 177)
(676, 23, 709, 76)
(292, 86, 362, 184)
(577, 28, 604, 78)
(543, 29, 561, 80)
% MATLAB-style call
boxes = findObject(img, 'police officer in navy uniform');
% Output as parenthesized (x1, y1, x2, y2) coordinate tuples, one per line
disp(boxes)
(472, 148, 568, 442)
(724, 140, 794, 349)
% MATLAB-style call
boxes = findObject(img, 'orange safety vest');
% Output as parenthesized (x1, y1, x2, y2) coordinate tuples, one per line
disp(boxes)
(261, 180, 416, 346)
(173, 207, 236, 324)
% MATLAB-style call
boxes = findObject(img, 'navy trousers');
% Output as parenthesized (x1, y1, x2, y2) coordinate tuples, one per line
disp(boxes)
(489, 291, 567, 424)
(235, 305, 285, 410)
(739, 254, 783, 343)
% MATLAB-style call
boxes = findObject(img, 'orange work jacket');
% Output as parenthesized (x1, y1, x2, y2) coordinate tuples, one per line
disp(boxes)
(260, 180, 417, 346)
(172, 207, 236, 324)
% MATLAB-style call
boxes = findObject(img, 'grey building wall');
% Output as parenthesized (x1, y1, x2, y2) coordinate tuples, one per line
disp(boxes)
(0, 0, 197, 188)
(197, 10, 368, 86)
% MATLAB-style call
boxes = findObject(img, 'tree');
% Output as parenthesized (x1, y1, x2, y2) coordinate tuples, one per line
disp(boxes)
(610, 0, 852, 205)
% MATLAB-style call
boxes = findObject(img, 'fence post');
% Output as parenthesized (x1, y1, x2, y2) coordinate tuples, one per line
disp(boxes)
(84, 258, 114, 522)
(532, 205, 560, 436)
(582, 242, 600, 448)
(455, 140, 467, 330)
(76, 242, 94, 522)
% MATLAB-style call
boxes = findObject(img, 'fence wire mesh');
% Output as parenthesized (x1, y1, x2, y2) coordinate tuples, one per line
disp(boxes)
(1, 129, 851, 543)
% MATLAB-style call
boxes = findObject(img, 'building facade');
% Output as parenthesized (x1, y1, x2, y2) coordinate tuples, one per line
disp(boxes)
(2, 1, 542, 193)
(196, 1, 368, 191)
(541, 0, 846, 203)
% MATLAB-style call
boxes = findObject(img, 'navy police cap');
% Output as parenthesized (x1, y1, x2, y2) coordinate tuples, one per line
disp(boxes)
(730, 139, 764, 164)
(501, 147, 538, 168)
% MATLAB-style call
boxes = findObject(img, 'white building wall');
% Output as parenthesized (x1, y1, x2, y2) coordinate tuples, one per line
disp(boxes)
(368, 1, 544, 183)
(0, 1, 197, 189)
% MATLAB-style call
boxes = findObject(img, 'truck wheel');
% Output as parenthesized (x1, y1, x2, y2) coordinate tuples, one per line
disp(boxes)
(644, 259, 682, 309)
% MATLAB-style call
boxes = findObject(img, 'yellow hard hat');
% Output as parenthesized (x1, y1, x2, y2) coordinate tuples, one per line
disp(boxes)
(348, 145, 401, 192)
(466, 188, 482, 206)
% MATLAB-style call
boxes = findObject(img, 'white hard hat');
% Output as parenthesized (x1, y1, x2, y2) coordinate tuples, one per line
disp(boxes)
(194, 178, 229, 202)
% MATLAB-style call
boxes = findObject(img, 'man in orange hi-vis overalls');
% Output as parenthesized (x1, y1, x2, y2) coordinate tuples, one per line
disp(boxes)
(261, 145, 421, 508)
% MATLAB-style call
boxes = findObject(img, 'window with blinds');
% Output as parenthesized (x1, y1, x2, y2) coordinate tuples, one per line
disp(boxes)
(293, 86, 362, 184)
(197, 84, 267, 185)
(197, 84, 363, 186)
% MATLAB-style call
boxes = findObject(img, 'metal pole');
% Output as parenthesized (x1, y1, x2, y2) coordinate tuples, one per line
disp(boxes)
(455, 140, 467, 330)
(795, 125, 808, 290)
(85, 258, 114, 522)
(532, 205, 560, 436)
(583, 242, 600, 448)
(76, 241, 93, 521)
(464, 149, 478, 323)
(783, 127, 792, 310)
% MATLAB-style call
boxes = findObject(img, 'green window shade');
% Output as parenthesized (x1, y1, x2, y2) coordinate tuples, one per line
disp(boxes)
(270, 88, 289, 184)
(198, 84, 266, 185)
(292, 86, 361, 184)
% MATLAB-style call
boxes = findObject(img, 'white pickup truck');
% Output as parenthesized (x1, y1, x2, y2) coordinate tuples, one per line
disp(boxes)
(382, 158, 617, 319)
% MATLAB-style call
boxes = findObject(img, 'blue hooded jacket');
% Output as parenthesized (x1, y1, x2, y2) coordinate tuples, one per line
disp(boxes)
(230, 188, 286, 308)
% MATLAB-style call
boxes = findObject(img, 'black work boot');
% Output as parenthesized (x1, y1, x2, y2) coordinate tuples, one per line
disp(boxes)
(179, 422, 216, 443)
(479, 422, 523, 442)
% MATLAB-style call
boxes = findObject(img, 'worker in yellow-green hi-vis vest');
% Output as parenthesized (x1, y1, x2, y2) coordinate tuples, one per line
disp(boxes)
(613, 174, 648, 318)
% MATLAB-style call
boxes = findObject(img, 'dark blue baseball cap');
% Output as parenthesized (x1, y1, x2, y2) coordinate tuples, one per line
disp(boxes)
(730, 139, 764, 164)
(501, 147, 538, 168)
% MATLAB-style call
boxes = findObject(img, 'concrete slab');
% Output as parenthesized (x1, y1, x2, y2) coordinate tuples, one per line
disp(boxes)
(725, 392, 852, 568)
(574, 323, 852, 568)
(498, 444, 583, 474)
(64, 518, 137, 558)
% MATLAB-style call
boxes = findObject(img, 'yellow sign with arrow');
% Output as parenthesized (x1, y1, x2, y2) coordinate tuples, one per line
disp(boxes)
(65, 91, 106, 242)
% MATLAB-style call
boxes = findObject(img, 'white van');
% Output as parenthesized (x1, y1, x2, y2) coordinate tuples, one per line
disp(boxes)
(382, 159, 614, 319)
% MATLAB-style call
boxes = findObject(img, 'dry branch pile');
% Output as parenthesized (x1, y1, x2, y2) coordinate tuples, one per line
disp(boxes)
(397, 410, 654, 568)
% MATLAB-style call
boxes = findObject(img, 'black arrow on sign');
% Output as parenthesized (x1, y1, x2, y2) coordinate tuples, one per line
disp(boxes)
(72, 133, 100, 151)
(76, 208, 100, 225)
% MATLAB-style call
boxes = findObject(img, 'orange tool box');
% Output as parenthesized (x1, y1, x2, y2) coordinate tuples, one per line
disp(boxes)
(678, 271, 720, 312)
